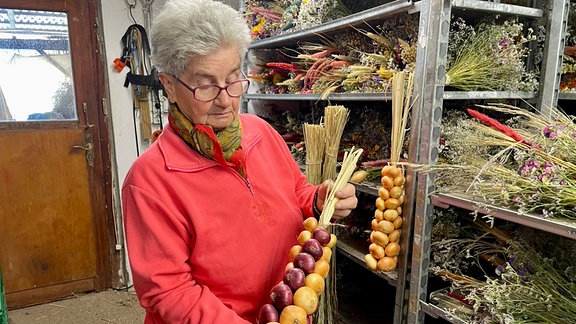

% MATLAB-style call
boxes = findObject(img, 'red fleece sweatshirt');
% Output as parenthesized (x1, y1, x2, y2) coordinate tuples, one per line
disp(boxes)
(122, 113, 318, 323)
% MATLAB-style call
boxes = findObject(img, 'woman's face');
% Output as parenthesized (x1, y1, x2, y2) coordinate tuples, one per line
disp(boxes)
(160, 46, 243, 131)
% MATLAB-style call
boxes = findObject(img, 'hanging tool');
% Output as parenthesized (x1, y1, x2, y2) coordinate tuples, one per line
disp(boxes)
(140, 0, 154, 33)
(114, 23, 163, 154)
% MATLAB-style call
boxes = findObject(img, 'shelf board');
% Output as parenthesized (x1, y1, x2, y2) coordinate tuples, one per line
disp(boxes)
(558, 92, 576, 100)
(351, 180, 379, 196)
(248, 0, 414, 49)
(336, 237, 398, 286)
(420, 301, 468, 324)
(245, 91, 536, 101)
(431, 192, 576, 240)
(244, 93, 392, 101)
(451, 0, 543, 18)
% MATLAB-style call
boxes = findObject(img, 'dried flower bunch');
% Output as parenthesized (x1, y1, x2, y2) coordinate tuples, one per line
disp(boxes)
(432, 103, 576, 221)
(430, 208, 476, 274)
(244, 0, 349, 40)
(561, 54, 576, 92)
(357, 14, 419, 73)
(245, 1, 287, 40)
(293, 0, 349, 31)
(446, 16, 538, 92)
(430, 213, 576, 323)
(346, 106, 392, 162)
(560, 3, 576, 92)
(248, 13, 419, 96)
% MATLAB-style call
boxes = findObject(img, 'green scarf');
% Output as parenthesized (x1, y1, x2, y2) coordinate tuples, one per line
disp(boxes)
(168, 103, 246, 178)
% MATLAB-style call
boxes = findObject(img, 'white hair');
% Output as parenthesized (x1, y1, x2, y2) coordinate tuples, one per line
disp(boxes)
(151, 0, 251, 76)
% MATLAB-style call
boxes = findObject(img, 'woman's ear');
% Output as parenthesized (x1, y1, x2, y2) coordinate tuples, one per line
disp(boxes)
(158, 73, 177, 103)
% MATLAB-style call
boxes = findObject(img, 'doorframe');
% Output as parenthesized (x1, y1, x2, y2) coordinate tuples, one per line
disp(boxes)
(92, 0, 129, 289)
(90, 0, 125, 291)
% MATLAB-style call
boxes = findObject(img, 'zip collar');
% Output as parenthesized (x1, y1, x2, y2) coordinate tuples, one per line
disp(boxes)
(158, 114, 262, 172)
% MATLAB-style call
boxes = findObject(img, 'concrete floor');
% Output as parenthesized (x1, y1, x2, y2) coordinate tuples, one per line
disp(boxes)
(5, 287, 376, 324)
(6, 289, 145, 324)
(5, 257, 393, 324)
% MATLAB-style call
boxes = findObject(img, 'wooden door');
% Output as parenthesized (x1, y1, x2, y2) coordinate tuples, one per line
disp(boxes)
(0, 0, 113, 308)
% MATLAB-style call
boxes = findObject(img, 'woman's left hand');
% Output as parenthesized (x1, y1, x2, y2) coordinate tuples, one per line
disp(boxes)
(315, 179, 358, 221)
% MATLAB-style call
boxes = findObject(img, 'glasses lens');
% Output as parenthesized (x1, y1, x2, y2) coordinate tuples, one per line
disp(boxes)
(194, 85, 222, 101)
(226, 80, 250, 97)
(192, 80, 250, 101)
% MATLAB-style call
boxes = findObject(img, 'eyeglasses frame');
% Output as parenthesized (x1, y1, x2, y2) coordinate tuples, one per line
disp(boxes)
(174, 74, 250, 102)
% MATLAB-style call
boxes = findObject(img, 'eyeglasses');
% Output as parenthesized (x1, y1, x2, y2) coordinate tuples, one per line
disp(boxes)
(175, 76, 250, 102)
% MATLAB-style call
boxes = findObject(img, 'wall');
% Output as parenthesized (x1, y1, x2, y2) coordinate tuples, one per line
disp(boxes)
(99, 0, 240, 286)
(101, 0, 160, 186)
(101, 0, 239, 191)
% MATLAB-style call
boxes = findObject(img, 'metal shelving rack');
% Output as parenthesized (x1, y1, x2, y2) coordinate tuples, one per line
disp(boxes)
(243, 0, 571, 322)
(244, 2, 419, 323)
(407, 0, 572, 323)
(538, 0, 571, 116)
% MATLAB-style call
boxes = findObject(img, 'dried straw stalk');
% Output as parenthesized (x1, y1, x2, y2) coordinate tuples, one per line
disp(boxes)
(319, 146, 364, 228)
(316, 146, 363, 324)
(322, 105, 349, 181)
(390, 71, 414, 164)
(303, 123, 326, 185)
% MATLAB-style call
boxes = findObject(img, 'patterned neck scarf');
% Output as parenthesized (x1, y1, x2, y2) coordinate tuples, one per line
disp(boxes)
(168, 103, 246, 178)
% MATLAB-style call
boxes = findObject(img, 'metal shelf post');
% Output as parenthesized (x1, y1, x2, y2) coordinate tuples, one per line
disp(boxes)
(406, 0, 451, 322)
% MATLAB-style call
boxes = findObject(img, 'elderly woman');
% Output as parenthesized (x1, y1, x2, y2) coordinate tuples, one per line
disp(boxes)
(121, 0, 358, 323)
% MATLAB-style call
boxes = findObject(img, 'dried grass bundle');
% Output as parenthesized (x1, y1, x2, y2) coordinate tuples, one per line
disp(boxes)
(445, 18, 537, 91)
(322, 105, 349, 181)
(303, 123, 326, 185)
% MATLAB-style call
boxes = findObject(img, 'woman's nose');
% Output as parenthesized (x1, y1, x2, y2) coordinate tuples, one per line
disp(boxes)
(213, 88, 233, 105)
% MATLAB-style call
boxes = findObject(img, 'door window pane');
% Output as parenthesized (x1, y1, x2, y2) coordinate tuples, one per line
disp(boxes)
(0, 8, 76, 121)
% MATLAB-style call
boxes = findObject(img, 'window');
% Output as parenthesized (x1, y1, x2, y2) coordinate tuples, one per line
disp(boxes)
(0, 8, 76, 121)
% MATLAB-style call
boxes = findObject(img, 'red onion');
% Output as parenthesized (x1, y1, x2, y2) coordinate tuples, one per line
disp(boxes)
(312, 228, 331, 246)
(283, 267, 306, 292)
(257, 303, 279, 324)
(302, 239, 323, 260)
(270, 283, 293, 311)
(293, 252, 316, 275)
